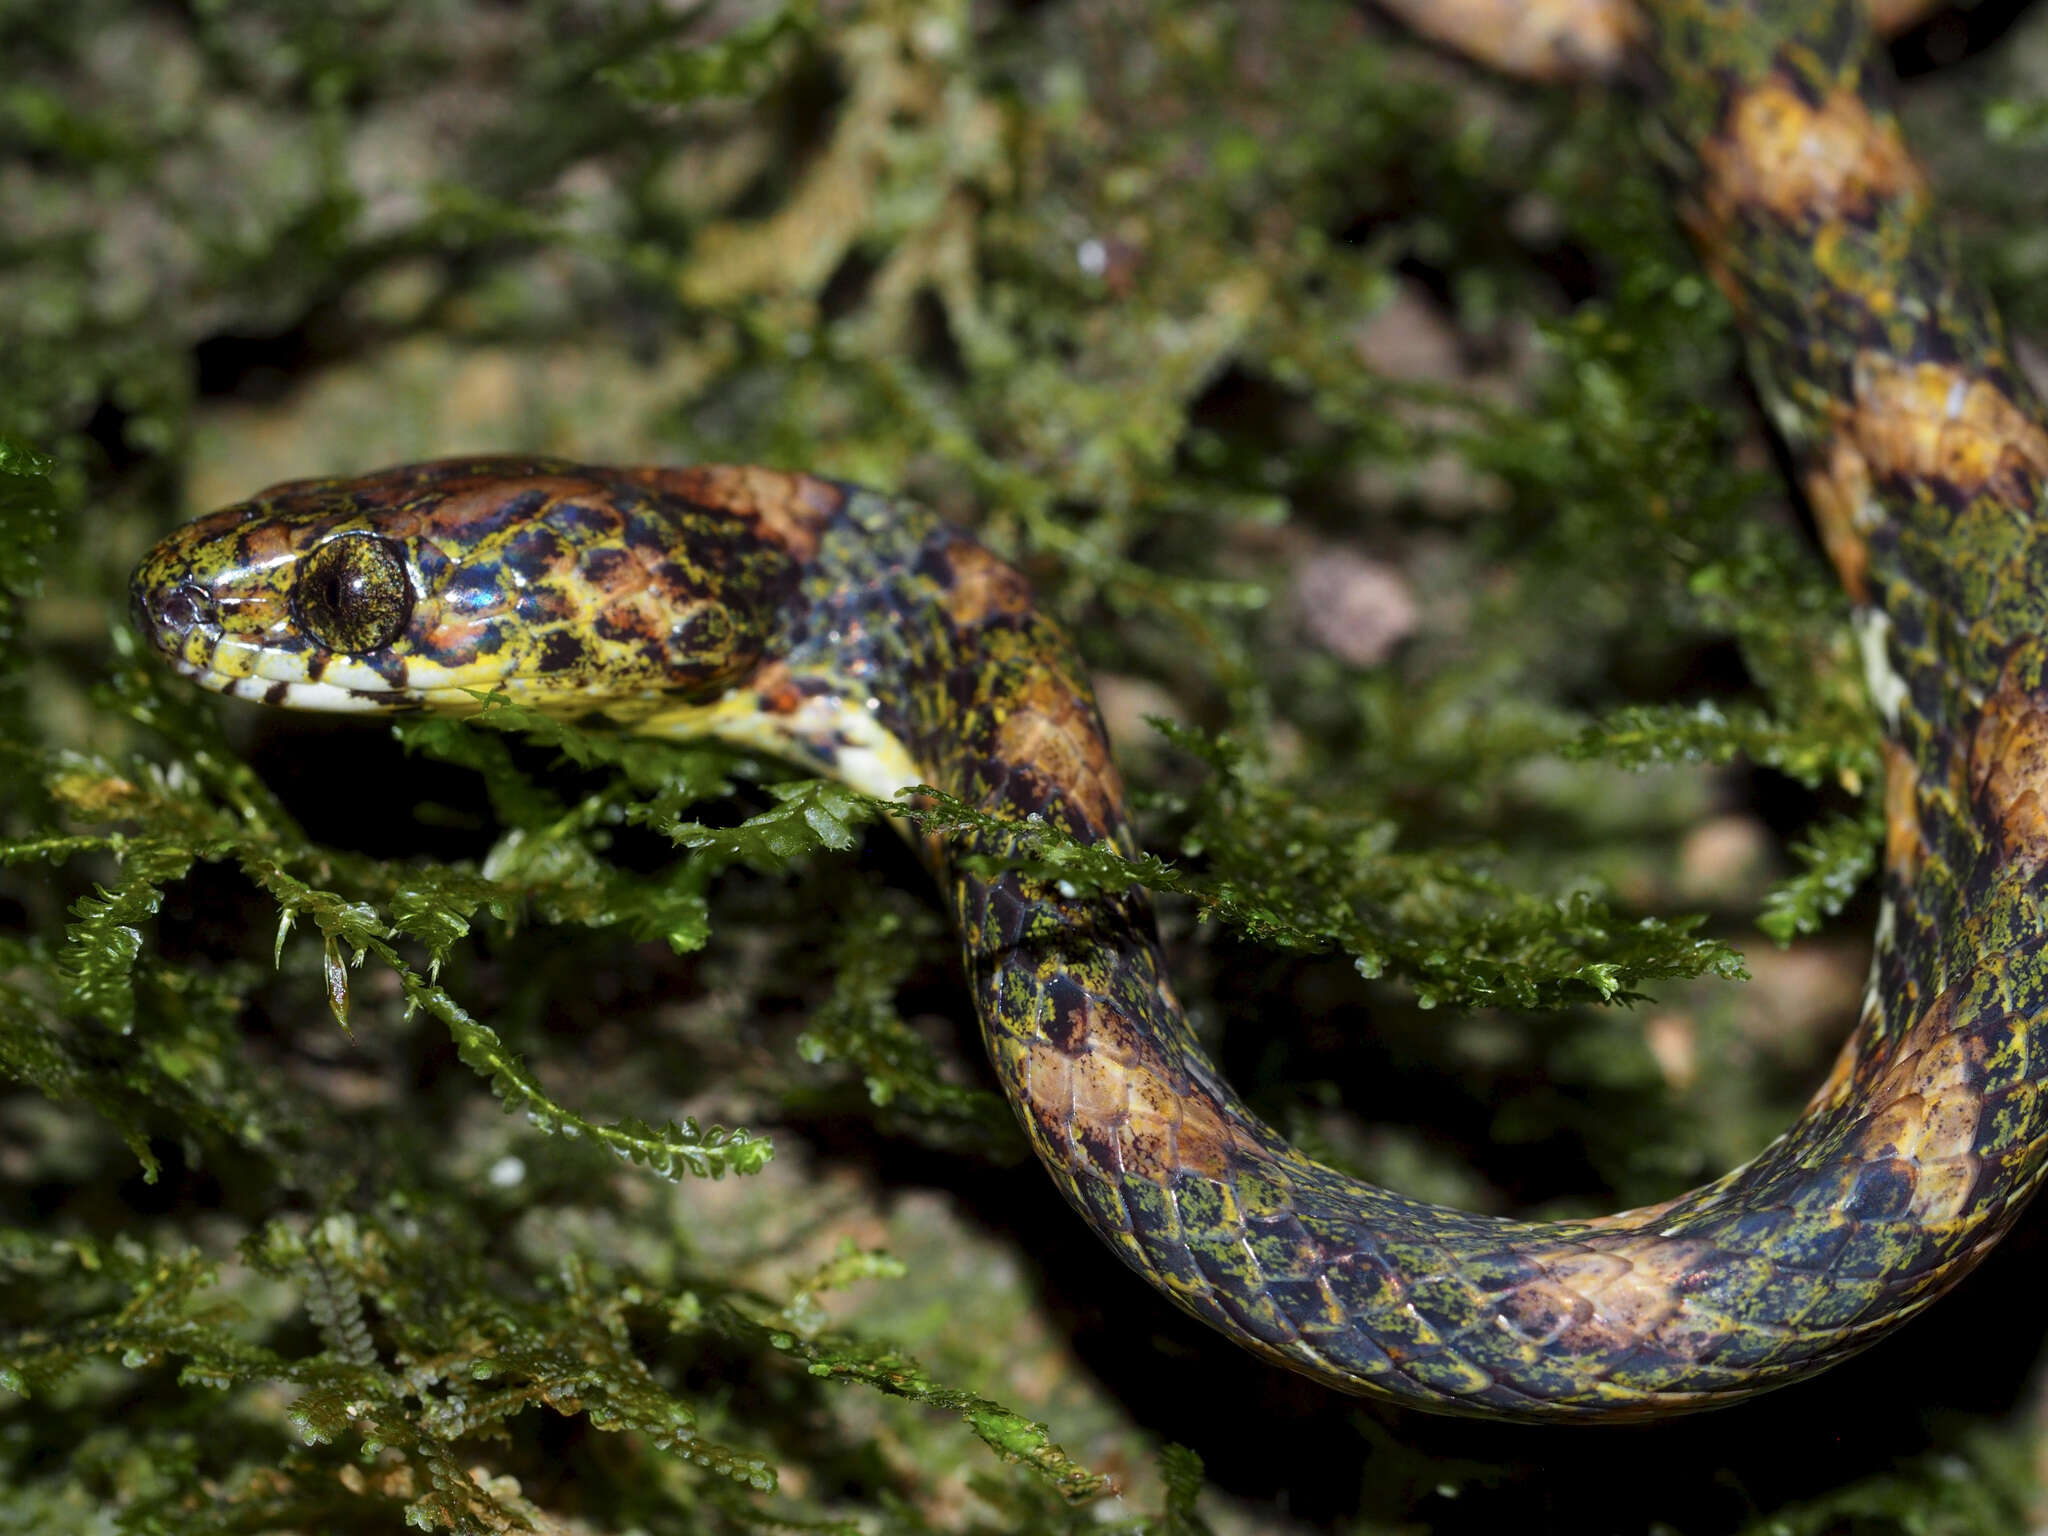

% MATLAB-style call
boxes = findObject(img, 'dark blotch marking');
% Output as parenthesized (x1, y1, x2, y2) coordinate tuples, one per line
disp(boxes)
(913, 540, 955, 590)
(996, 760, 1058, 822)
(538, 630, 588, 674)
(454, 486, 551, 544)
(981, 884, 1032, 951)
(1043, 975, 1091, 1053)
(410, 538, 452, 589)
(652, 559, 698, 595)
(501, 525, 568, 584)
(555, 500, 623, 541)
(517, 585, 574, 625)
(361, 649, 410, 690)
(619, 505, 679, 555)
(1075, 1120, 1125, 1180)
(668, 603, 735, 662)
(594, 605, 660, 645)
(1840, 1159, 1916, 1221)
(263, 680, 291, 706)
(440, 562, 505, 616)
(581, 547, 637, 590)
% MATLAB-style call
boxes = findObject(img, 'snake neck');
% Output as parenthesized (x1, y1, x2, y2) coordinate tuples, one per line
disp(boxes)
(645, 481, 1256, 1218)
(653, 480, 1135, 847)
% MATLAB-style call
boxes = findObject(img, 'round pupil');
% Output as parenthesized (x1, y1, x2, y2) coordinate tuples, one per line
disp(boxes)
(297, 535, 413, 654)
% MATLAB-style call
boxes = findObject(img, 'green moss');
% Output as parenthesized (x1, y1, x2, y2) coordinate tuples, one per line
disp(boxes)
(5, 0, 2047, 1531)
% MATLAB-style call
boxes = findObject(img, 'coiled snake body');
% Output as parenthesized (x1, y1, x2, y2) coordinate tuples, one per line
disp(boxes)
(129, 0, 2048, 1419)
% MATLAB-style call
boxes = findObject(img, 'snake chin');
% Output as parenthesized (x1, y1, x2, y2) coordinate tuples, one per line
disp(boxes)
(161, 659, 419, 713)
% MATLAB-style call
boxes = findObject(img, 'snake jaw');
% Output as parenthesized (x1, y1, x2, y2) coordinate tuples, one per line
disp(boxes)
(196, 669, 419, 713)
(129, 554, 420, 710)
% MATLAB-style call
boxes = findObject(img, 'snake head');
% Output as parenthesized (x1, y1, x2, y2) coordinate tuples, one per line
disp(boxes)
(130, 457, 804, 716)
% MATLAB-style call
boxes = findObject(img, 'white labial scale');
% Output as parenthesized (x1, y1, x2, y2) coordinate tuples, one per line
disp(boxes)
(211, 671, 386, 712)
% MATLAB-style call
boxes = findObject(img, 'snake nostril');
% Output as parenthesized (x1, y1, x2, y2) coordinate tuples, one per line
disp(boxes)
(150, 582, 216, 637)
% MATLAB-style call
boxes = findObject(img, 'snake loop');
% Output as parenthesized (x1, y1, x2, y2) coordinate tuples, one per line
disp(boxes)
(129, 0, 2048, 1419)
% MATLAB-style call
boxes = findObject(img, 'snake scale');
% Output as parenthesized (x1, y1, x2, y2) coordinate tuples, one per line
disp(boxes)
(128, 0, 2048, 1420)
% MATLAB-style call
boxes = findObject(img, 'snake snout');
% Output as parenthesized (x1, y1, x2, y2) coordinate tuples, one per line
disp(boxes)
(131, 573, 219, 654)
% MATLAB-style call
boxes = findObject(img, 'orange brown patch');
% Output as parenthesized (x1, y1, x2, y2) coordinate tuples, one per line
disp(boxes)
(595, 591, 666, 646)
(1697, 81, 1925, 243)
(1843, 355, 2048, 507)
(1375, 0, 1641, 82)
(1882, 739, 1927, 885)
(1019, 990, 1237, 1182)
(636, 465, 841, 560)
(424, 614, 492, 656)
(423, 476, 591, 550)
(581, 552, 652, 603)
(238, 517, 305, 573)
(1968, 653, 2048, 870)
(991, 668, 1128, 837)
(747, 660, 805, 716)
(936, 540, 1034, 630)
(1803, 436, 1876, 603)
(1550, 1238, 1721, 1352)
(1850, 988, 1984, 1222)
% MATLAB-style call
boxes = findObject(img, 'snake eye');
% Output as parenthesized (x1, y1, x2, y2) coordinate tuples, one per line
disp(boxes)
(294, 533, 414, 654)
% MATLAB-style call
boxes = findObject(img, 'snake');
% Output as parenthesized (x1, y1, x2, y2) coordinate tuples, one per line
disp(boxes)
(126, 0, 2048, 1421)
